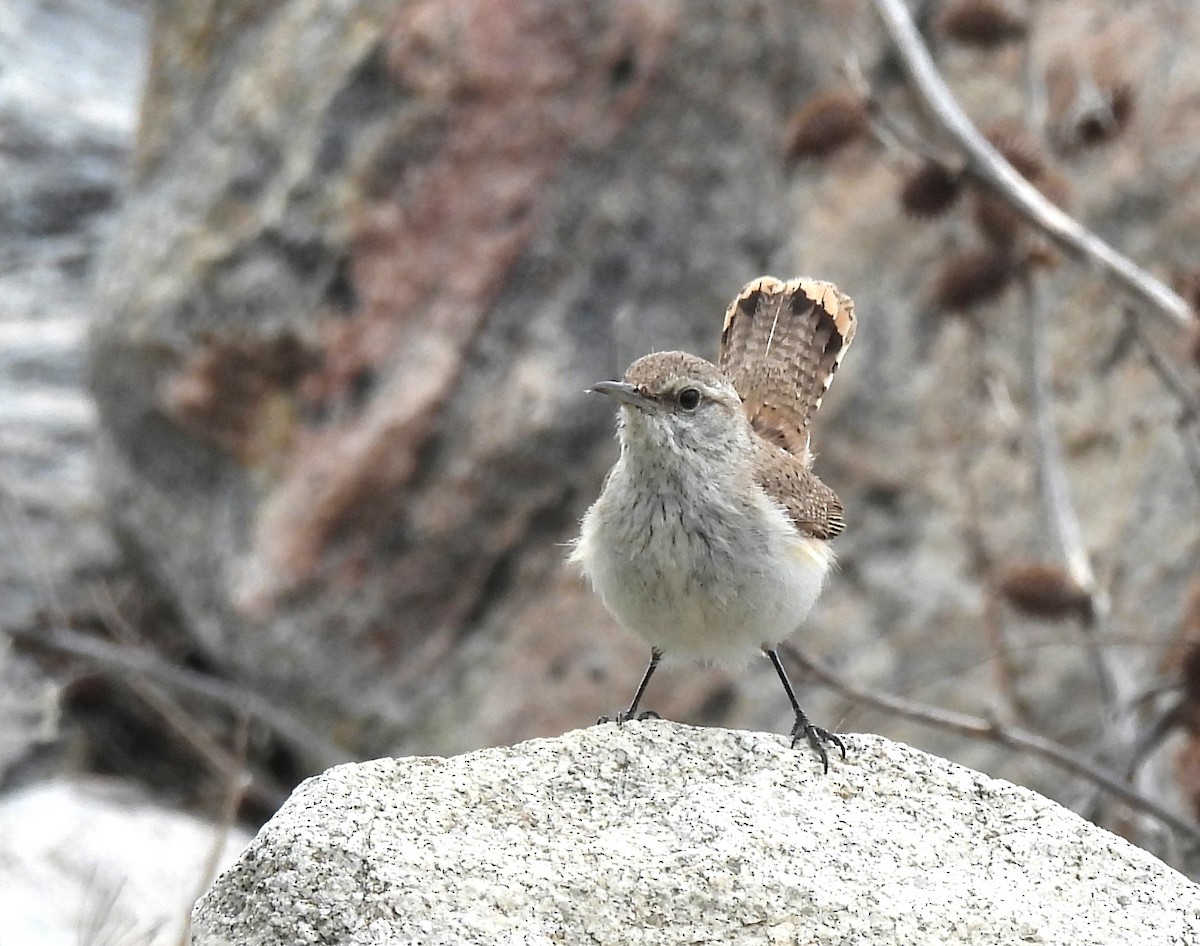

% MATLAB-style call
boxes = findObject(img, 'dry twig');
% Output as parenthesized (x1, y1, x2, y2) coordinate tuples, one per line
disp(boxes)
(869, 0, 1192, 332)
(177, 717, 253, 946)
(782, 643, 1200, 849)
(1018, 276, 1113, 674)
(5, 623, 353, 773)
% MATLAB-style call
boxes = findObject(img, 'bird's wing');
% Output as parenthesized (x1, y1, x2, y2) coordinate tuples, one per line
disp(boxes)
(752, 441, 846, 540)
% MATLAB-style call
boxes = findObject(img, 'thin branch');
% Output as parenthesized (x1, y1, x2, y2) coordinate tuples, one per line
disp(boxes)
(5, 623, 354, 772)
(178, 716, 252, 946)
(1020, 272, 1093, 593)
(783, 643, 1200, 849)
(113, 656, 286, 810)
(1123, 702, 1183, 783)
(1019, 0, 1049, 137)
(90, 585, 287, 809)
(843, 53, 963, 170)
(960, 321, 1027, 725)
(1123, 308, 1200, 421)
(869, 0, 1193, 332)
(1018, 272, 1122, 690)
(1122, 306, 1200, 492)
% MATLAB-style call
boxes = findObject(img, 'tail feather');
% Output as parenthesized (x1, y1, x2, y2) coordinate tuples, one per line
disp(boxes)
(718, 276, 856, 458)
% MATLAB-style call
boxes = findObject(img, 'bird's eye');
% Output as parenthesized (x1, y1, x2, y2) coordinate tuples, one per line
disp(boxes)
(677, 387, 702, 411)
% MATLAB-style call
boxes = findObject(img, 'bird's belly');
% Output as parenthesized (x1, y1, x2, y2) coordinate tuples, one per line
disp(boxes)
(575, 486, 833, 664)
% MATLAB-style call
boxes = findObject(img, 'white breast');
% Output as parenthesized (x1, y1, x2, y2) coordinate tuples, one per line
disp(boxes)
(571, 462, 833, 665)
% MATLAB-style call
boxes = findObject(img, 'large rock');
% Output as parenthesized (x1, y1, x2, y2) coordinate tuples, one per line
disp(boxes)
(193, 723, 1200, 945)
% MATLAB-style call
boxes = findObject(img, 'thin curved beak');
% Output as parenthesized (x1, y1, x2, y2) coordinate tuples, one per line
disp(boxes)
(589, 380, 657, 412)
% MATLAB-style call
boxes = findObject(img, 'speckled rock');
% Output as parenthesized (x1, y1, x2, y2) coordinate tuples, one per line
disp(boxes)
(192, 723, 1200, 945)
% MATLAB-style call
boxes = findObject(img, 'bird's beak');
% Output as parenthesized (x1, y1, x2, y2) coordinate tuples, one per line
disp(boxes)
(589, 380, 657, 412)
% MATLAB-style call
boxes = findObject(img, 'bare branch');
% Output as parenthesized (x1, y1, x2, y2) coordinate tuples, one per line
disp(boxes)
(5, 623, 354, 773)
(869, 0, 1193, 332)
(178, 717, 252, 946)
(959, 321, 1027, 725)
(783, 643, 1200, 849)
(1123, 308, 1200, 421)
(1016, 273, 1128, 734)
(1020, 273, 1095, 594)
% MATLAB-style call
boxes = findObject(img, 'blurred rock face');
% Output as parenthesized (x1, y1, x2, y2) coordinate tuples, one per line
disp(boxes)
(0, 0, 147, 777)
(90, 0, 811, 755)
(92, 0, 1200, 793)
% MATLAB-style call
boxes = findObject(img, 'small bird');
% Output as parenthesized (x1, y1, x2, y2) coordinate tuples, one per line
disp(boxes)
(570, 276, 856, 769)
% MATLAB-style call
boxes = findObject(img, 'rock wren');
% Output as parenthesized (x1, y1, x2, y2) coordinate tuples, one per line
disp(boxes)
(570, 276, 857, 769)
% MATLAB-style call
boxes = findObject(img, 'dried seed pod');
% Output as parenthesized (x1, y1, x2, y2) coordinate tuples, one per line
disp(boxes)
(983, 123, 1047, 181)
(971, 190, 1021, 247)
(784, 90, 870, 162)
(997, 563, 1091, 620)
(937, 0, 1028, 49)
(1037, 170, 1072, 210)
(900, 160, 963, 218)
(969, 170, 1069, 249)
(1058, 82, 1136, 153)
(931, 246, 1014, 311)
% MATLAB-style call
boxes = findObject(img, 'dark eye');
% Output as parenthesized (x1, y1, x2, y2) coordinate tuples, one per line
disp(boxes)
(677, 387, 701, 411)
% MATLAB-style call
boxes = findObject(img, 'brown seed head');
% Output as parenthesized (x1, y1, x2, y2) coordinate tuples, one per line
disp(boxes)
(970, 170, 1069, 250)
(931, 246, 1014, 312)
(971, 191, 1021, 247)
(937, 0, 1028, 49)
(1062, 82, 1136, 153)
(784, 90, 870, 162)
(983, 123, 1046, 181)
(900, 160, 963, 218)
(997, 563, 1091, 621)
(1037, 170, 1072, 210)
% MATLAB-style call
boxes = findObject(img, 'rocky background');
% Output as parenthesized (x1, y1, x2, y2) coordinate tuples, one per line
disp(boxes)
(3, 0, 1200, 936)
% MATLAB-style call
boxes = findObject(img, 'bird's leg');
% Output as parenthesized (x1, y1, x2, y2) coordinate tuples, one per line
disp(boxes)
(599, 648, 663, 724)
(765, 647, 845, 773)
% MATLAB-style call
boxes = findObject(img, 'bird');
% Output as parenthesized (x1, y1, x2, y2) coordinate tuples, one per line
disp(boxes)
(570, 276, 856, 769)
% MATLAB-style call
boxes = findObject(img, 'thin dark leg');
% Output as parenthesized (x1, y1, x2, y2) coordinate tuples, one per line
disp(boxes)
(765, 647, 845, 773)
(598, 648, 663, 724)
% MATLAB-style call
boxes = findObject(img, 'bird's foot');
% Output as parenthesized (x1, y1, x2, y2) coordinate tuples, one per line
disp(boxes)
(790, 718, 846, 774)
(596, 709, 661, 725)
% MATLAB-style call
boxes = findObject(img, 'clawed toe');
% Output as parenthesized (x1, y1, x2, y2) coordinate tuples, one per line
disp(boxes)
(597, 709, 661, 725)
(790, 720, 846, 774)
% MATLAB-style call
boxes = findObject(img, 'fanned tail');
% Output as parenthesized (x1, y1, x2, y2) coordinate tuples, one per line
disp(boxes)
(718, 276, 856, 458)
